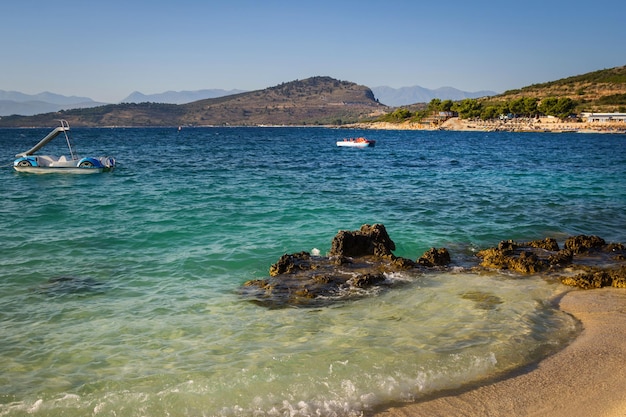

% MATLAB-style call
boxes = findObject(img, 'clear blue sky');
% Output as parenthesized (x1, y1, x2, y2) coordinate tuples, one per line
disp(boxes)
(2, 0, 624, 103)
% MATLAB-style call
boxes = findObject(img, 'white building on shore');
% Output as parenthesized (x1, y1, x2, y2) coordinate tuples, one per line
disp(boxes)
(581, 112, 626, 123)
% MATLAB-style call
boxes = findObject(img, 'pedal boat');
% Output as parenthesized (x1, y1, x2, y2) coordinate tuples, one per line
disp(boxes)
(13, 120, 115, 174)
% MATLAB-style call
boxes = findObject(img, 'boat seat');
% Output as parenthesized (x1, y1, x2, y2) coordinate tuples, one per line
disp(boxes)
(58, 155, 68, 162)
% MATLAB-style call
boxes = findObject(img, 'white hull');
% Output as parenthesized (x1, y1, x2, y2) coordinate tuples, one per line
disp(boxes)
(13, 165, 109, 174)
(336, 138, 376, 148)
(336, 142, 374, 148)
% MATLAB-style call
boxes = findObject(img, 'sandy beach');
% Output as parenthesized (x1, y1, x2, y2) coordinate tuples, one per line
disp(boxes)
(372, 287, 626, 417)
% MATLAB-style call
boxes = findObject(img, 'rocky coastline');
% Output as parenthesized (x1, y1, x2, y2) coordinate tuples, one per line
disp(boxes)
(240, 224, 626, 308)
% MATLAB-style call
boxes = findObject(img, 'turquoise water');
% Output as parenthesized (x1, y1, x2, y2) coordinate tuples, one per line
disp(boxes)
(1, 127, 624, 416)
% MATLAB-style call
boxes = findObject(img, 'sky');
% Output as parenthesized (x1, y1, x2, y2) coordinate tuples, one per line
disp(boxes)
(2, 0, 625, 103)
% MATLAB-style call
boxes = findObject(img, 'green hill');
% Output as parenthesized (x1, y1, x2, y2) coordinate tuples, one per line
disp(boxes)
(495, 65, 626, 113)
(372, 65, 626, 124)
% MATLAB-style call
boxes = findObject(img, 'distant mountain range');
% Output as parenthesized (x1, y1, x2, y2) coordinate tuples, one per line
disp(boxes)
(121, 89, 246, 105)
(0, 90, 107, 116)
(371, 86, 497, 106)
(0, 84, 496, 116)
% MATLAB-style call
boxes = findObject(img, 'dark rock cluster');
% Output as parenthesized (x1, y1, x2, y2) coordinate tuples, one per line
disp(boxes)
(241, 224, 449, 308)
(329, 223, 396, 258)
(240, 226, 626, 308)
(476, 235, 626, 288)
(560, 266, 626, 289)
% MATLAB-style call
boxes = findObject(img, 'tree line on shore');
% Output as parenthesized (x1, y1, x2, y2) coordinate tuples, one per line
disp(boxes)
(380, 96, 581, 124)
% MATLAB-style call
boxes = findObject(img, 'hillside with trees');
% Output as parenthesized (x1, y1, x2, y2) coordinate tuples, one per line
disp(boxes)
(373, 65, 626, 124)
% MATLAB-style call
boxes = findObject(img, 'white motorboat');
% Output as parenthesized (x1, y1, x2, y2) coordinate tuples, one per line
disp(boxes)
(13, 120, 116, 174)
(336, 137, 376, 148)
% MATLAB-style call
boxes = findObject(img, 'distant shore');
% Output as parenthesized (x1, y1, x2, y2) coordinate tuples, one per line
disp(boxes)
(350, 117, 626, 134)
(372, 287, 626, 417)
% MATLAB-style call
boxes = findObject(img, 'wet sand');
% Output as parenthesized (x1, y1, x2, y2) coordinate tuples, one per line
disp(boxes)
(373, 288, 626, 417)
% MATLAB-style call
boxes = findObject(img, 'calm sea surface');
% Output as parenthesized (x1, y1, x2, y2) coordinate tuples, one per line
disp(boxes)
(1, 127, 625, 416)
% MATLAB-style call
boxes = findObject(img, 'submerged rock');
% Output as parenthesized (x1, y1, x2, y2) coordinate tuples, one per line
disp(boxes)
(460, 291, 504, 311)
(35, 275, 106, 297)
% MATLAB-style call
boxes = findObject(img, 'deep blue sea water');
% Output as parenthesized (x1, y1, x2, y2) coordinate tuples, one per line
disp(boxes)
(1, 126, 625, 416)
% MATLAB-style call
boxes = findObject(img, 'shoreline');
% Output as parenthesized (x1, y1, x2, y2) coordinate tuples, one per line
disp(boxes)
(350, 117, 626, 134)
(371, 287, 626, 417)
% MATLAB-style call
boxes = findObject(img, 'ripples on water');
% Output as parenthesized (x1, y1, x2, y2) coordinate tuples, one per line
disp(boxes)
(0, 127, 624, 416)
